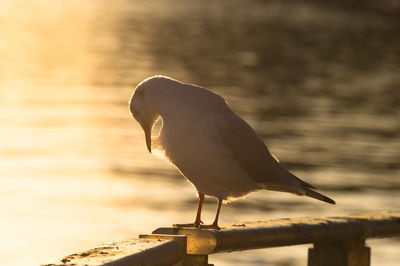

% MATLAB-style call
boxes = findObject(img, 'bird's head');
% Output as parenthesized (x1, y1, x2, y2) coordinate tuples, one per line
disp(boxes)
(129, 75, 220, 153)
(129, 80, 160, 153)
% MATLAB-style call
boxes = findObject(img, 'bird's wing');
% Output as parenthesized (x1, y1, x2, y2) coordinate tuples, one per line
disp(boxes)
(215, 108, 303, 194)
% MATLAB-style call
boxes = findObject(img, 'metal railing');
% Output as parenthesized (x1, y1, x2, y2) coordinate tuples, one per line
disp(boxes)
(47, 212, 400, 266)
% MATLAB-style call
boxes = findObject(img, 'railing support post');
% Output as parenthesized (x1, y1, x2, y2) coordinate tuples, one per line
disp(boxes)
(308, 240, 370, 266)
(183, 254, 210, 266)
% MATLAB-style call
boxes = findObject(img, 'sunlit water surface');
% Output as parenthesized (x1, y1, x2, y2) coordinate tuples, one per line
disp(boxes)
(1, 1, 399, 265)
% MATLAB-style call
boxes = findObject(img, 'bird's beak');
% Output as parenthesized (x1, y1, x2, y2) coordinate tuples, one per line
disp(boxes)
(145, 126, 152, 153)
(140, 120, 152, 153)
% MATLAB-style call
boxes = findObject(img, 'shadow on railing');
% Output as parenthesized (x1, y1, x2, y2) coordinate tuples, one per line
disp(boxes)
(45, 212, 400, 266)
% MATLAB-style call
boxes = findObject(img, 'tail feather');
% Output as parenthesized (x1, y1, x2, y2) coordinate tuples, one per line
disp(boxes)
(297, 178, 316, 190)
(277, 162, 335, 204)
(282, 166, 317, 190)
(304, 188, 335, 204)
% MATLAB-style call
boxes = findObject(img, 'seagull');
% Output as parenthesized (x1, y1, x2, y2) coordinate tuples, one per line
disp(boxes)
(129, 75, 335, 229)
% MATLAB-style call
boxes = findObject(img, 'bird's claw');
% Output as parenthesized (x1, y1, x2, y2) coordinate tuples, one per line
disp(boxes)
(173, 220, 204, 228)
(173, 223, 220, 230)
(200, 223, 220, 230)
(173, 223, 197, 228)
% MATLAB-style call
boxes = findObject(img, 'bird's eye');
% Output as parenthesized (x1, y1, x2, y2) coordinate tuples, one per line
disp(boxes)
(136, 90, 144, 97)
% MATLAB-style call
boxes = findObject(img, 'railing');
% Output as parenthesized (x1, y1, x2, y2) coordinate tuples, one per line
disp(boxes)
(46, 212, 400, 266)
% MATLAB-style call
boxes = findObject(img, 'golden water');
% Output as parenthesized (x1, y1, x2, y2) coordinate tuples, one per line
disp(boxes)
(1, 1, 399, 265)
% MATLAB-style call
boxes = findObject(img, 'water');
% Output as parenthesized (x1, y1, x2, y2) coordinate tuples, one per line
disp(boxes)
(1, 1, 399, 265)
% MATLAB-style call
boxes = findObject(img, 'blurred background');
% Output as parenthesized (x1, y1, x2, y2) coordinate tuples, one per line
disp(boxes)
(1, 0, 399, 265)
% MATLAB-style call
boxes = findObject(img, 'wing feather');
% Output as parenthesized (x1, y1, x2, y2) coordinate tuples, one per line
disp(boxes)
(214, 105, 335, 204)
(215, 107, 302, 194)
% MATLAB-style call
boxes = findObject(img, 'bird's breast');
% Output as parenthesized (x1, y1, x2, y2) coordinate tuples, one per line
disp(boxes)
(158, 117, 215, 168)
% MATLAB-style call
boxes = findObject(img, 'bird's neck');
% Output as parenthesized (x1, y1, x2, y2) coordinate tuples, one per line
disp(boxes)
(150, 87, 202, 123)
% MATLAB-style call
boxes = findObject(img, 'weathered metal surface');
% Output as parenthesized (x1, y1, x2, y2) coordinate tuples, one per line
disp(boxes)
(103, 240, 184, 266)
(153, 212, 400, 255)
(43, 238, 183, 266)
(139, 234, 187, 266)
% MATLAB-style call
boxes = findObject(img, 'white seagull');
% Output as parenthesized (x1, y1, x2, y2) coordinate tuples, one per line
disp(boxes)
(129, 76, 335, 229)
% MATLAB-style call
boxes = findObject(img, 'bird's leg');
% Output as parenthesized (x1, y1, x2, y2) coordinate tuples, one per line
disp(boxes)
(173, 193, 204, 228)
(200, 198, 222, 230)
(194, 193, 205, 227)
